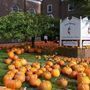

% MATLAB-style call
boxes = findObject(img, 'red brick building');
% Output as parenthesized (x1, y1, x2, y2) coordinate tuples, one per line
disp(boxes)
(0, 0, 73, 19)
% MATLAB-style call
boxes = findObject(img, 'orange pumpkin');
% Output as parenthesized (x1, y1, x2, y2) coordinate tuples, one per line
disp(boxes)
(20, 58, 27, 66)
(57, 78, 68, 88)
(14, 72, 25, 82)
(43, 71, 52, 80)
(77, 74, 90, 84)
(52, 64, 60, 69)
(46, 61, 53, 67)
(61, 66, 72, 75)
(57, 60, 65, 66)
(70, 71, 78, 78)
(4, 79, 16, 89)
(13, 60, 22, 68)
(4, 58, 12, 64)
(8, 51, 14, 59)
(4, 79, 22, 89)
(84, 67, 90, 77)
(38, 80, 52, 90)
(77, 83, 89, 90)
(51, 69, 60, 77)
(8, 65, 15, 70)
(29, 78, 41, 87)
(32, 62, 40, 69)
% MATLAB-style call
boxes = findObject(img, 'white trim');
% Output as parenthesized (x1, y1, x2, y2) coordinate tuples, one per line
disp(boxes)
(47, 4, 52, 13)
(26, 0, 42, 4)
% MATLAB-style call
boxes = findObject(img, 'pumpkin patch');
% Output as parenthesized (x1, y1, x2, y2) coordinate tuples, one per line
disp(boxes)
(0, 47, 90, 90)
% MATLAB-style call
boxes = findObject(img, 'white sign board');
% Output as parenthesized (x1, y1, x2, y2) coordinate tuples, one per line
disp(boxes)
(60, 17, 80, 40)
(60, 16, 90, 47)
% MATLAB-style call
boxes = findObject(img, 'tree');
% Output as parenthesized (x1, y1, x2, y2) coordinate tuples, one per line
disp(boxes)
(0, 12, 58, 43)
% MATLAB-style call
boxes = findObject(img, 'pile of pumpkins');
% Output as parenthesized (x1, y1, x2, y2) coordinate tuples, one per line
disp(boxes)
(3, 47, 90, 90)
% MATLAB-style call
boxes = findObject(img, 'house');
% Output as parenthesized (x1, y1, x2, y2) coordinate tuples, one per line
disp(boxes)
(0, 0, 89, 19)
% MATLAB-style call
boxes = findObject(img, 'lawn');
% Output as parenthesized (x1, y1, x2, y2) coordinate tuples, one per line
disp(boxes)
(0, 49, 77, 90)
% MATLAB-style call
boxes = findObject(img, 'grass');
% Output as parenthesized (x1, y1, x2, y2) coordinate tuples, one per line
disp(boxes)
(0, 49, 77, 90)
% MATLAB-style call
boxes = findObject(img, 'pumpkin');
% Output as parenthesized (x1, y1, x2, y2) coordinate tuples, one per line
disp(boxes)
(77, 75, 90, 84)
(77, 83, 89, 90)
(13, 60, 22, 68)
(57, 60, 65, 66)
(57, 78, 68, 88)
(4, 58, 12, 64)
(20, 58, 27, 66)
(52, 64, 60, 69)
(41, 67, 46, 72)
(70, 71, 78, 78)
(8, 65, 15, 70)
(51, 69, 60, 77)
(6, 71, 15, 79)
(29, 74, 38, 80)
(38, 80, 52, 90)
(14, 72, 25, 82)
(26, 70, 33, 76)
(29, 78, 41, 87)
(12, 55, 19, 60)
(32, 62, 40, 69)
(43, 71, 52, 80)
(15, 80, 22, 89)
(8, 51, 14, 59)
(46, 61, 53, 67)
(84, 67, 90, 77)
(73, 65, 85, 72)
(36, 69, 43, 76)
(19, 67, 26, 73)
(3, 75, 13, 81)
(46, 67, 53, 72)
(4, 79, 16, 89)
(4, 79, 22, 89)
(61, 66, 72, 75)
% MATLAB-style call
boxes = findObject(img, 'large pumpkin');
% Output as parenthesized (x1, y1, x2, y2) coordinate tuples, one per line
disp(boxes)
(4, 79, 22, 89)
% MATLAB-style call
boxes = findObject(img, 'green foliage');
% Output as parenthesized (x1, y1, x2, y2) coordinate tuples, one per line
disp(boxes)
(0, 12, 58, 42)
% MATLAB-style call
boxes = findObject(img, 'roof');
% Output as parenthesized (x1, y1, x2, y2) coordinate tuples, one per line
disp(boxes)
(26, 0, 43, 4)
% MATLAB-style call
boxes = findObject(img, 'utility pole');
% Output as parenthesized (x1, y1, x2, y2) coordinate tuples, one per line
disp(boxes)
(24, 0, 26, 12)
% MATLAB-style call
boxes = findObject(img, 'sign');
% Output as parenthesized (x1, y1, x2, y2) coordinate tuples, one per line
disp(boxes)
(60, 16, 90, 47)
(63, 41, 78, 46)
(60, 17, 80, 40)
(83, 41, 90, 46)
